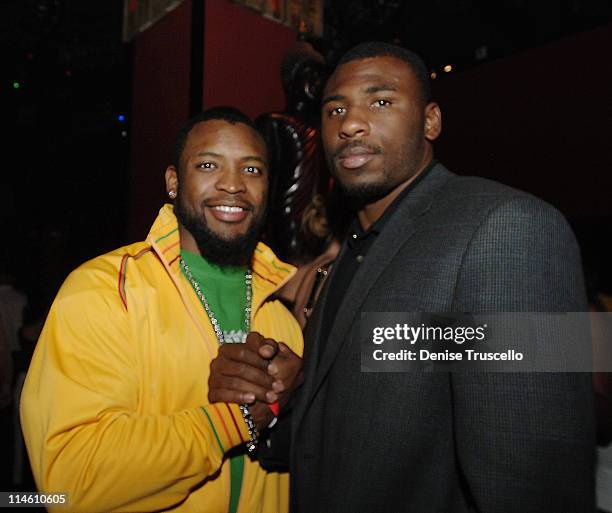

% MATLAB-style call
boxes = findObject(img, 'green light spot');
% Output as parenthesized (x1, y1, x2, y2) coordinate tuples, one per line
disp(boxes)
(13, 82, 20, 89)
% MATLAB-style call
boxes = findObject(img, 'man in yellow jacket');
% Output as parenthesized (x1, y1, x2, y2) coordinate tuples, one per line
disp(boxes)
(20, 106, 303, 513)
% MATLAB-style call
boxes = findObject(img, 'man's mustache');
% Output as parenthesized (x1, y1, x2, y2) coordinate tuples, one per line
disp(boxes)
(332, 141, 383, 159)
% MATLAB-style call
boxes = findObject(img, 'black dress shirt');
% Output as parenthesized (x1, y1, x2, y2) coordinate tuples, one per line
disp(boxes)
(317, 160, 438, 358)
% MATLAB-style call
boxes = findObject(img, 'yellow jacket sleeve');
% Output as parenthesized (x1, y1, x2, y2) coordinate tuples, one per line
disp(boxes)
(20, 270, 249, 513)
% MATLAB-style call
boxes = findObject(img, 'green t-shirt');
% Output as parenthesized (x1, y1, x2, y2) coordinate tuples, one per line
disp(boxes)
(181, 249, 248, 343)
(180, 249, 247, 513)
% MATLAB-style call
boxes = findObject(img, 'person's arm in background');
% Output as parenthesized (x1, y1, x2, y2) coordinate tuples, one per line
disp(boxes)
(450, 197, 595, 513)
(591, 308, 612, 446)
(20, 272, 250, 513)
(0, 319, 13, 409)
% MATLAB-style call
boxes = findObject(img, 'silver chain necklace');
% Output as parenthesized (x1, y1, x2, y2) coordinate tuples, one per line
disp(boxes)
(180, 258, 252, 344)
(180, 257, 259, 453)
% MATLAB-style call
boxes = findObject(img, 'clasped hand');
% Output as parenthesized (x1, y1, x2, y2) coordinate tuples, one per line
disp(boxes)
(208, 332, 303, 430)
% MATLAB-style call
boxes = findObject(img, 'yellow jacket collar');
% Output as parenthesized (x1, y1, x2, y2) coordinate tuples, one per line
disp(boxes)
(146, 204, 296, 301)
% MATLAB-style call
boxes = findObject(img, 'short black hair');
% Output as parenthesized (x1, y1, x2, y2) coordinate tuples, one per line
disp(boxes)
(336, 41, 431, 104)
(171, 106, 262, 169)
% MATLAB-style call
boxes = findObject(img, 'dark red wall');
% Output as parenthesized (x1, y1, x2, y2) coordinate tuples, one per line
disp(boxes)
(433, 23, 612, 217)
(127, 0, 192, 240)
(203, 0, 296, 118)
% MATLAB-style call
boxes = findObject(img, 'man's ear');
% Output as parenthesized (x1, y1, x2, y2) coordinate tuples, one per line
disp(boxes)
(424, 102, 442, 142)
(165, 165, 178, 199)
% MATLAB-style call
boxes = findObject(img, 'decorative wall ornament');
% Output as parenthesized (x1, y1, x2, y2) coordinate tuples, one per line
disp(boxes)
(122, 0, 186, 41)
(232, 0, 323, 37)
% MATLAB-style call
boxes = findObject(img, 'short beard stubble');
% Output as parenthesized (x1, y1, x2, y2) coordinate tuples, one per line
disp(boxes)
(329, 132, 426, 205)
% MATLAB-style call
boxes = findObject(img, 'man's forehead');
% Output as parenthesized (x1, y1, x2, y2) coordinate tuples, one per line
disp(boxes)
(181, 120, 267, 163)
(186, 121, 264, 148)
(188, 119, 252, 138)
(325, 56, 413, 93)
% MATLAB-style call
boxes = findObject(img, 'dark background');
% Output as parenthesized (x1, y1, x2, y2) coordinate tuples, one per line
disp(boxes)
(1, 0, 611, 301)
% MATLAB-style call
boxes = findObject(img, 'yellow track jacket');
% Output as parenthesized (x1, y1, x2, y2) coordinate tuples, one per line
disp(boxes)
(20, 205, 303, 513)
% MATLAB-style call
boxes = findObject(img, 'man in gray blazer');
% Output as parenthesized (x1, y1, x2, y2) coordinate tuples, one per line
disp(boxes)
(209, 41, 595, 512)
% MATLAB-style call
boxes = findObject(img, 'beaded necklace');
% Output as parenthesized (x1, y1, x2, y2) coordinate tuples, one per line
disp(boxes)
(179, 257, 259, 453)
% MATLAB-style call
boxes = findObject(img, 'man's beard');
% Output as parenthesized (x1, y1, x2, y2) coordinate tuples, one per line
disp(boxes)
(335, 178, 394, 202)
(329, 139, 424, 203)
(330, 162, 401, 206)
(174, 197, 266, 267)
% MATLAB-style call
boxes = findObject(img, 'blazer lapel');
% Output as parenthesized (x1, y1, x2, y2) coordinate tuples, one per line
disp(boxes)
(291, 240, 350, 435)
(296, 164, 454, 423)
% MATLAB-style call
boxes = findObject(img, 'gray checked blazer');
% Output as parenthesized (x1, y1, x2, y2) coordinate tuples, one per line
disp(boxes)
(288, 163, 595, 513)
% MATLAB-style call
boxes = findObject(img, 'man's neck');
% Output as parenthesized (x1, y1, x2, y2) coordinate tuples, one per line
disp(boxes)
(178, 225, 200, 255)
(178, 225, 251, 268)
(357, 156, 433, 231)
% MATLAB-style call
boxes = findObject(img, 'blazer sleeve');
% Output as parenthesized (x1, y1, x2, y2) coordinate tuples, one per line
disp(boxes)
(450, 196, 595, 512)
(20, 270, 250, 513)
(257, 410, 293, 471)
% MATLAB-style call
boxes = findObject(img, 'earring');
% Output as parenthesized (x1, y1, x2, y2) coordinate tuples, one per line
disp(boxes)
(168, 191, 177, 199)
